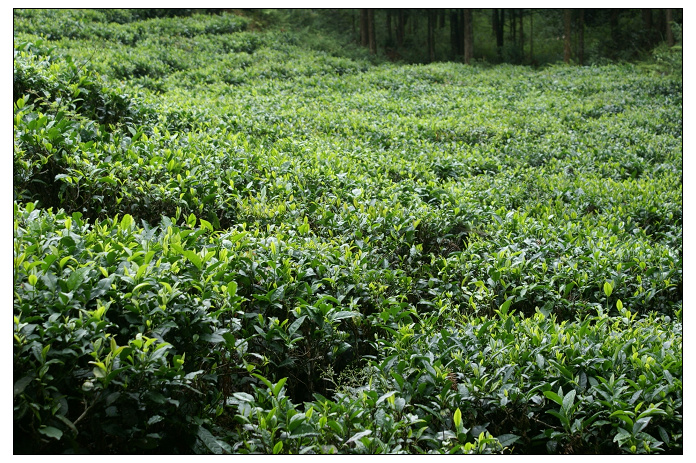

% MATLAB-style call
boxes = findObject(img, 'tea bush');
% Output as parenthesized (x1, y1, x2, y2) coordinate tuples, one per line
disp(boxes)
(13, 10, 681, 454)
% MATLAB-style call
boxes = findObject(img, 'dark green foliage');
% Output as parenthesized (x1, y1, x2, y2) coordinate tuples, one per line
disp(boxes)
(13, 205, 227, 453)
(13, 9, 681, 454)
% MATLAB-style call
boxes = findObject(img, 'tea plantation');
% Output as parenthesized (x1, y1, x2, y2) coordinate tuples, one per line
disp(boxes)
(13, 9, 682, 454)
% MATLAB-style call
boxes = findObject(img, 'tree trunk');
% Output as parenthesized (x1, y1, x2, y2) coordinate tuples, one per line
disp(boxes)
(368, 9, 376, 54)
(577, 9, 584, 65)
(352, 10, 356, 39)
(610, 9, 619, 44)
(499, 9, 505, 54)
(463, 9, 473, 64)
(396, 9, 405, 47)
(492, 8, 499, 47)
(427, 10, 435, 62)
(450, 10, 459, 59)
(642, 8, 654, 48)
(386, 10, 392, 44)
(666, 9, 674, 46)
(643, 8, 653, 31)
(360, 9, 368, 47)
(492, 8, 503, 59)
(564, 9, 571, 64)
(458, 10, 465, 56)
(529, 10, 534, 63)
(518, 8, 524, 58)
(439, 9, 446, 29)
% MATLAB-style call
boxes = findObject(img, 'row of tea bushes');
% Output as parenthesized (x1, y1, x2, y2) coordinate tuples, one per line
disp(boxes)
(13, 39, 682, 322)
(14, 10, 681, 453)
(13, 202, 682, 453)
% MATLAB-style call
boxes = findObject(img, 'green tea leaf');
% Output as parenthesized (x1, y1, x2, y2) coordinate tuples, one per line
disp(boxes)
(288, 315, 306, 336)
(226, 280, 238, 297)
(543, 390, 564, 406)
(562, 389, 576, 412)
(252, 373, 273, 390)
(376, 391, 396, 405)
(120, 214, 133, 232)
(98, 176, 118, 185)
(329, 310, 361, 322)
(38, 426, 63, 440)
(603, 281, 613, 298)
(182, 250, 202, 270)
(453, 407, 462, 429)
(272, 377, 287, 397)
(632, 417, 651, 436)
(346, 429, 372, 445)
(66, 267, 88, 292)
(496, 434, 520, 448)
(199, 218, 213, 232)
(13, 375, 33, 398)
(197, 426, 224, 455)
(288, 413, 307, 432)
(499, 296, 514, 316)
(609, 411, 634, 428)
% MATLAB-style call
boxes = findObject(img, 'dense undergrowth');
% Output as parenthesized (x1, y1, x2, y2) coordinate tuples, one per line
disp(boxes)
(13, 9, 682, 454)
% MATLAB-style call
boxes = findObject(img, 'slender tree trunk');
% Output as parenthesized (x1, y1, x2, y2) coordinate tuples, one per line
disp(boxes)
(510, 9, 516, 46)
(450, 9, 459, 59)
(458, 9, 465, 56)
(642, 8, 654, 48)
(610, 9, 619, 44)
(577, 9, 584, 65)
(529, 10, 534, 63)
(352, 10, 356, 39)
(492, 7, 499, 49)
(492, 8, 504, 59)
(386, 10, 392, 44)
(500, 9, 505, 46)
(607, 9, 620, 59)
(396, 9, 405, 47)
(518, 8, 524, 58)
(666, 8, 674, 46)
(643, 9, 653, 31)
(463, 9, 473, 64)
(368, 9, 376, 54)
(360, 9, 368, 47)
(427, 10, 435, 62)
(439, 9, 446, 29)
(564, 9, 571, 64)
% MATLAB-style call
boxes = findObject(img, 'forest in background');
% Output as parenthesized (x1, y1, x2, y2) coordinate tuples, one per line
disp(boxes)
(224, 8, 682, 66)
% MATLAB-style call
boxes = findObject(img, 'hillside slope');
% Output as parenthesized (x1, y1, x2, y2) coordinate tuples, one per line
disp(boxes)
(13, 10, 682, 454)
